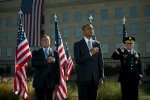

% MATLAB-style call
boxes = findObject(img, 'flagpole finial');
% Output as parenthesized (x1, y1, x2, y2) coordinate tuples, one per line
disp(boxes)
(18, 10, 23, 18)
(89, 14, 93, 24)
(54, 14, 57, 21)
(18, 10, 23, 15)
(122, 16, 126, 24)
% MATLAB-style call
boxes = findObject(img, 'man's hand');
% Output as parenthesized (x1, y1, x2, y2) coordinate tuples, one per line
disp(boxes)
(139, 74, 142, 85)
(98, 78, 103, 88)
(47, 56, 55, 63)
(139, 80, 142, 85)
(90, 47, 99, 55)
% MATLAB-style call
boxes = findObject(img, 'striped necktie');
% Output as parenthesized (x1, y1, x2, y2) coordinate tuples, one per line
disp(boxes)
(87, 40, 91, 49)
(45, 48, 49, 59)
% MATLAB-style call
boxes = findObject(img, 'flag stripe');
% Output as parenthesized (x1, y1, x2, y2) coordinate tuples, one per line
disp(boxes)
(17, 69, 27, 98)
(57, 69, 67, 99)
(15, 65, 28, 99)
(22, 0, 43, 47)
(66, 58, 74, 79)
(35, 0, 42, 46)
(17, 48, 30, 61)
(17, 40, 29, 57)
(17, 52, 31, 66)
(31, 0, 35, 46)
(56, 91, 62, 100)
(65, 43, 74, 80)
(17, 46, 31, 60)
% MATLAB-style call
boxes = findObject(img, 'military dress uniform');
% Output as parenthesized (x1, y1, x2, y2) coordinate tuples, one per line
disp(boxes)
(111, 36, 142, 100)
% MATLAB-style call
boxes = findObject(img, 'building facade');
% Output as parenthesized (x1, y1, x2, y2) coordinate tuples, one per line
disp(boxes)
(0, 0, 150, 75)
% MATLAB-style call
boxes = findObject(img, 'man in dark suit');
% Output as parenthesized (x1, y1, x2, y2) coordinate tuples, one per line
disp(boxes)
(31, 35, 60, 100)
(74, 23, 104, 100)
(111, 36, 142, 100)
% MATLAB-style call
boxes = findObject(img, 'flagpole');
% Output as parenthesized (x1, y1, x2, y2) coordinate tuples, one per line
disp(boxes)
(122, 16, 127, 41)
(89, 14, 96, 41)
(14, 9, 32, 100)
(54, 14, 68, 99)
(89, 14, 93, 24)
(18, 10, 24, 100)
(122, 16, 126, 24)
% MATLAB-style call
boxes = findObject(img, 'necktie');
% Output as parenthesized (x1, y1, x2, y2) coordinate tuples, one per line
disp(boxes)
(87, 40, 91, 49)
(128, 50, 131, 54)
(129, 51, 132, 54)
(45, 48, 49, 59)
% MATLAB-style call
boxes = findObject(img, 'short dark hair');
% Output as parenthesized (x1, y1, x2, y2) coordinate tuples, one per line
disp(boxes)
(40, 34, 50, 40)
(82, 23, 91, 31)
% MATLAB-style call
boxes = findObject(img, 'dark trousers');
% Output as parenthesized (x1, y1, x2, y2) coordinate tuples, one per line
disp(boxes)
(78, 82, 98, 100)
(121, 81, 139, 100)
(35, 88, 54, 100)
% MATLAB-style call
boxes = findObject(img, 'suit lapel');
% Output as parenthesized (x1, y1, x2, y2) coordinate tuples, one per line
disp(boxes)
(92, 41, 97, 47)
(81, 38, 91, 55)
(50, 48, 54, 57)
(39, 48, 45, 59)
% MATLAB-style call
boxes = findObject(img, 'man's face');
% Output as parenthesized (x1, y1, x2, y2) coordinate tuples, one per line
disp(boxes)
(83, 24, 94, 39)
(41, 36, 50, 48)
(124, 40, 134, 50)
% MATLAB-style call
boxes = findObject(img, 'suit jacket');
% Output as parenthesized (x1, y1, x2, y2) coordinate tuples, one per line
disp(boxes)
(111, 48, 142, 82)
(74, 38, 104, 85)
(31, 48, 60, 89)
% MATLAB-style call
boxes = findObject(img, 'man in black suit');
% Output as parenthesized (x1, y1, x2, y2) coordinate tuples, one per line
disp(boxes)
(31, 35, 60, 100)
(111, 36, 142, 100)
(74, 23, 104, 100)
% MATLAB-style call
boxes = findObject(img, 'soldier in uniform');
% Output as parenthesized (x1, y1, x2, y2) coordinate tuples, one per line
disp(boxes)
(111, 36, 142, 100)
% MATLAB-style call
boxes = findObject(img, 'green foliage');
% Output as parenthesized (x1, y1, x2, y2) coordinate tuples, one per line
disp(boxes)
(0, 82, 18, 100)
(66, 81, 78, 100)
(0, 78, 149, 100)
(97, 80, 121, 100)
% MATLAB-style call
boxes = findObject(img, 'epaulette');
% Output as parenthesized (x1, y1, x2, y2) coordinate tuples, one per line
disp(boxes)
(115, 49, 120, 54)
(115, 48, 124, 55)
(121, 48, 124, 52)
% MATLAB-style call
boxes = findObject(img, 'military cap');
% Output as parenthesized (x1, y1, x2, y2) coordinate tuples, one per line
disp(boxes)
(123, 36, 135, 43)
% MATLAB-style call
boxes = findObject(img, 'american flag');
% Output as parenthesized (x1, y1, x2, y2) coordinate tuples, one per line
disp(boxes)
(54, 15, 68, 100)
(21, 0, 43, 47)
(65, 42, 74, 80)
(122, 16, 127, 41)
(13, 15, 32, 100)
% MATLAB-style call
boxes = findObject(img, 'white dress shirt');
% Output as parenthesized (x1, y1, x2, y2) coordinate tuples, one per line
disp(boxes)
(84, 37, 93, 49)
